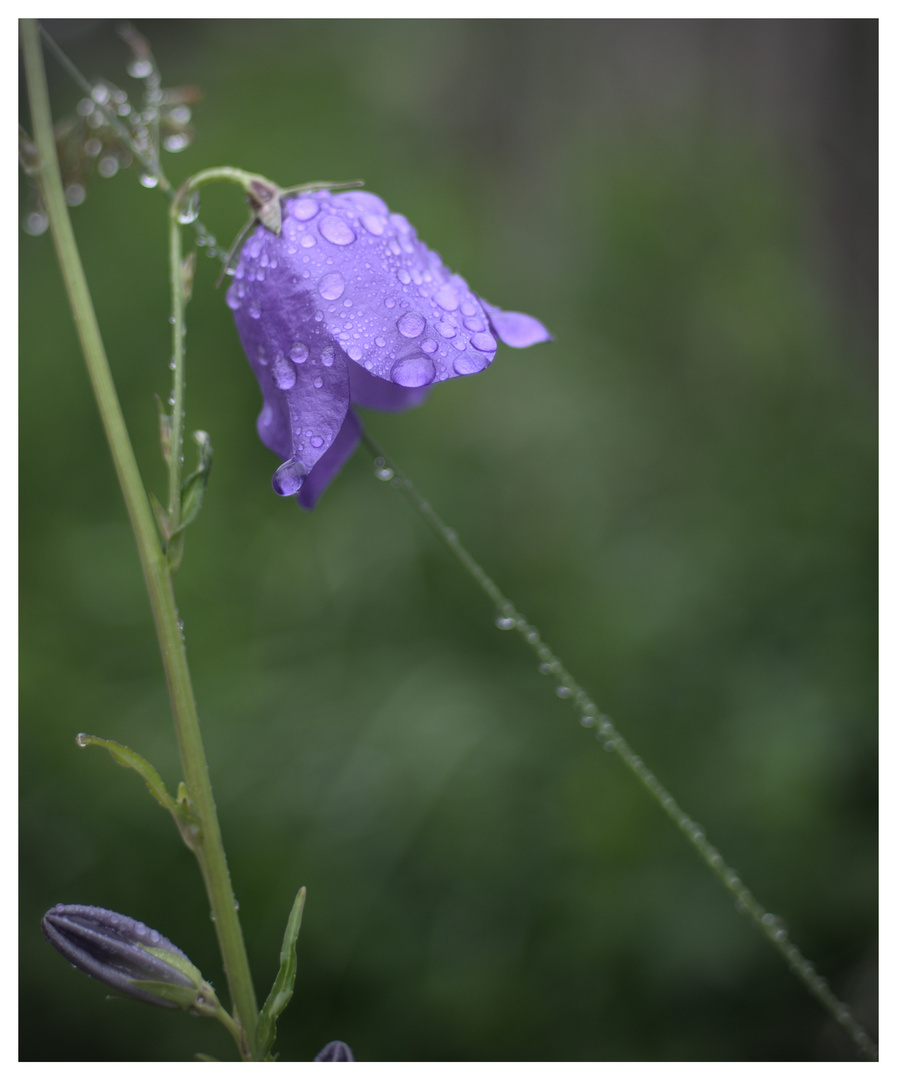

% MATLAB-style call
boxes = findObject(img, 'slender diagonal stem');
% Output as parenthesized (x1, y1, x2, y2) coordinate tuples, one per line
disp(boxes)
(362, 433, 878, 1063)
(21, 20, 259, 1058)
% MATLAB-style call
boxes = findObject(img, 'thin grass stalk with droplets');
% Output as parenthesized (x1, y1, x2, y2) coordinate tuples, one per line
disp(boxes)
(362, 432, 878, 1063)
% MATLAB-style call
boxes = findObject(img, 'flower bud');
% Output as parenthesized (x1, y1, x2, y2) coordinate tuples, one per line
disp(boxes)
(42, 904, 212, 1012)
(315, 1040, 355, 1061)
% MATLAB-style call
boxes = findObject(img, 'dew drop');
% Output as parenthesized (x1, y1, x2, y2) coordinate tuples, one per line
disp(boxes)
(138, 171, 159, 189)
(127, 58, 154, 79)
(495, 615, 516, 630)
(290, 342, 309, 364)
(292, 198, 320, 221)
(65, 184, 86, 207)
(310, 435, 324, 448)
(23, 211, 48, 236)
(453, 351, 488, 376)
(272, 357, 297, 390)
(470, 330, 497, 353)
(318, 271, 345, 300)
(164, 133, 191, 153)
(319, 215, 356, 245)
(556, 685, 572, 698)
(361, 213, 386, 235)
(177, 191, 200, 224)
(390, 353, 436, 387)
(579, 714, 596, 728)
(374, 458, 394, 481)
(397, 311, 426, 338)
(272, 459, 306, 496)
(434, 284, 460, 311)
(313, 376, 324, 389)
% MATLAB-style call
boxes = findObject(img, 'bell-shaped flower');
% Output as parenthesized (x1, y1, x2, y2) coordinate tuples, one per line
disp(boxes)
(228, 189, 550, 508)
(42, 903, 213, 1012)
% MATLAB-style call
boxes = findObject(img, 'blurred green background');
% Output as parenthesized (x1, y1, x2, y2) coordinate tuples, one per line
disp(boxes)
(19, 19, 876, 1062)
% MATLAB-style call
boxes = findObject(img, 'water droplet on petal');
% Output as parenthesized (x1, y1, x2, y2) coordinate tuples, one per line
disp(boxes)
(397, 311, 426, 338)
(391, 353, 436, 387)
(292, 198, 320, 221)
(319, 215, 356, 245)
(318, 271, 345, 300)
(273, 357, 297, 389)
(361, 213, 386, 235)
(453, 352, 488, 375)
(321, 347, 335, 367)
(470, 331, 497, 352)
(272, 459, 306, 496)
(290, 342, 309, 363)
(434, 284, 460, 311)
(310, 435, 324, 448)
(313, 376, 324, 389)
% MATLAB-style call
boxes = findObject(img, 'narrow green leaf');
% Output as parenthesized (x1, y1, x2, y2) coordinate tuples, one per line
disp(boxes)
(76, 734, 200, 847)
(76, 733, 176, 813)
(170, 430, 213, 542)
(148, 490, 171, 543)
(256, 887, 307, 1060)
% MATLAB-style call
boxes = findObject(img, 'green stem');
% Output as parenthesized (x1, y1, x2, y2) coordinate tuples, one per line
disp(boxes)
(21, 20, 259, 1059)
(167, 211, 187, 527)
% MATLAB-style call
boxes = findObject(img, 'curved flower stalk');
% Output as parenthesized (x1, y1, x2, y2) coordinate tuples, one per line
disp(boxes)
(228, 189, 551, 507)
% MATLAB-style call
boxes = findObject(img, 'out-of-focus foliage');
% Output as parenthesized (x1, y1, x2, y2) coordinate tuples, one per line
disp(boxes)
(19, 19, 876, 1062)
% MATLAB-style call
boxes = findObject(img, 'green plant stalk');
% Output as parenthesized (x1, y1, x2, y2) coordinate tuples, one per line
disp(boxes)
(21, 20, 259, 1058)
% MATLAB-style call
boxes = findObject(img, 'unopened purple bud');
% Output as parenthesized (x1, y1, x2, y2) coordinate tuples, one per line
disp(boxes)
(42, 904, 209, 1011)
(229, 189, 551, 509)
(315, 1041, 355, 1061)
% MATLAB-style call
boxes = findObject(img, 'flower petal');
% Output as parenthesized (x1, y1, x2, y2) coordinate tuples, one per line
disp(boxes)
(297, 409, 362, 510)
(484, 306, 553, 348)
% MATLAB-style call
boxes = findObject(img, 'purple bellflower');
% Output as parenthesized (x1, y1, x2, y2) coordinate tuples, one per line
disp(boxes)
(228, 189, 550, 508)
(42, 904, 212, 1012)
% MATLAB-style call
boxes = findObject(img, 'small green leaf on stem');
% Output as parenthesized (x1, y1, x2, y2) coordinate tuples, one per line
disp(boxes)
(149, 490, 171, 543)
(76, 733, 176, 813)
(76, 733, 200, 848)
(177, 430, 213, 532)
(256, 887, 307, 1060)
